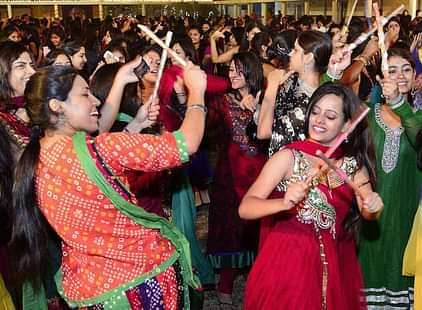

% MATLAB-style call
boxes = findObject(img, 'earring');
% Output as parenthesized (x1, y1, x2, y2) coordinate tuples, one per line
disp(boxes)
(345, 136, 349, 143)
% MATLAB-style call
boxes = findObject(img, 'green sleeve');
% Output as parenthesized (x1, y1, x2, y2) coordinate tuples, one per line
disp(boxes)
(172, 130, 190, 163)
(321, 72, 336, 84)
(393, 102, 422, 147)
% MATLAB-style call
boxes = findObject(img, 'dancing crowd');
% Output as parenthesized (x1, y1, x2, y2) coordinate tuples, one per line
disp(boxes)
(0, 8, 421, 310)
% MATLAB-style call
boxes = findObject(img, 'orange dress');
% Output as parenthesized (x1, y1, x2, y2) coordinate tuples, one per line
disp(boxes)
(36, 131, 190, 308)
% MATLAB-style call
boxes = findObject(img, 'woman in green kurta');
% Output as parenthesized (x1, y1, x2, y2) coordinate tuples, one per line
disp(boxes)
(358, 48, 422, 309)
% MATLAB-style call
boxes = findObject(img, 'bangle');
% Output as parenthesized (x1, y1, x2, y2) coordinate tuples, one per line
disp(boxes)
(327, 69, 343, 81)
(187, 104, 207, 113)
(176, 92, 186, 96)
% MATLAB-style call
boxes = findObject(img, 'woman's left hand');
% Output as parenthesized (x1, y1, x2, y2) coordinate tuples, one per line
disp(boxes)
(377, 74, 401, 102)
(328, 47, 352, 78)
(127, 96, 160, 132)
(362, 192, 384, 214)
(116, 56, 143, 85)
(239, 91, 261, 112)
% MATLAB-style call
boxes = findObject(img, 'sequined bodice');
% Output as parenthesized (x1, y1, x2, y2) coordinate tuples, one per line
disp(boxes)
(268, 74, 311, 157)
(279, 149, 358, 238)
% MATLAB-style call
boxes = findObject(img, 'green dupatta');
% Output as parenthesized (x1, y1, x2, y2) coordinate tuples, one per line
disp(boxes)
(54, 131, 198, 308)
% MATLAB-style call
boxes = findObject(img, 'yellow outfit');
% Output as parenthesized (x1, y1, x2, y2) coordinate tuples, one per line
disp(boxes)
(403, 198, 422, 310)
(0, 274, 14, 309)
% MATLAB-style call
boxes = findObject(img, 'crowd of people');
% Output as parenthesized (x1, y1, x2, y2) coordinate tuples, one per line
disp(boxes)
(0, 7, 421, 310)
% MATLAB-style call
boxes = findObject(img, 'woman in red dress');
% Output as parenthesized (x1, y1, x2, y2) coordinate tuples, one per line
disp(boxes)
(240, 83, 383, 310)
(206, 51, 267, 304)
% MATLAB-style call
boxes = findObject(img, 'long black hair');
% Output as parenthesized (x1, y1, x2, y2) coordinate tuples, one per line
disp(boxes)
(304, 82, 377, 236)
(297, 30, 332, 75)
(239, 21, 264, 52)
(90, 63, 139, 132)
(231, 52, 264, 99)
(0, 41, 31, 108)
(10, 66, 78, 287)
(0, 124, 14, 246)
(170, 36, 199, 65)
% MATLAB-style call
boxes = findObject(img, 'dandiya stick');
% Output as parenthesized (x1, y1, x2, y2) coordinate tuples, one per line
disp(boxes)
(346, 4, 404, 52)
(152, 31, 172, 102)
(305, 106, 370, 185)
(316, 151, 365, 199)
(138, 24, 188, 67)
(325, 105, 370, 157)
(341, 0, 359, 36)
(373, 2, 389, 75)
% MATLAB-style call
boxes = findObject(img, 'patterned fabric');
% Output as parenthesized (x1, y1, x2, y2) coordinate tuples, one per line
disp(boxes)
(207, 94, 266, 268)
(0, 111, 30, 148)
(76, 262, 184, 310)
(358, 100, 422, 309)
(36, 132, 187, 302)
(268, 74, 310, 158)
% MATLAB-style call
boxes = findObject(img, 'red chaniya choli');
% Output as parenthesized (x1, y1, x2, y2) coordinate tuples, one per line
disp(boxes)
(245, 140, 366, 310)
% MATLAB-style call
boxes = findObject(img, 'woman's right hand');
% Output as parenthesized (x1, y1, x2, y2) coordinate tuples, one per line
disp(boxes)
(211, 29, 225, 41)
(284, 181, 309, 210)
(267, 69, 294, 87)
(183, 62, 207, 96)
(116, 56, 143, 85)
(361, 36, 380, 59)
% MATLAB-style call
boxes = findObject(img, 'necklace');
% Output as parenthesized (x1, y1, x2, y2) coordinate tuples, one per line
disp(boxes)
(298, 79, 316, 97)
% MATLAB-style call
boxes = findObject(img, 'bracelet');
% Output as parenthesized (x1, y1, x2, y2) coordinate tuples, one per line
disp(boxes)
(186, 104, 207, 113)
(327, 69, 343, 81)
(176, 92, 186, 96)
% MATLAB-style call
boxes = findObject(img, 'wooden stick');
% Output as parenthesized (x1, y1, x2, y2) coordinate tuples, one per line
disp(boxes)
(138, 24, 188, 67)
(152, 31, 172, 102)
(341, 0, 359, 36)
(325, 106, 370, 157)
(305, 106, 370, 186)
(373, 2, 389, 75)
(316, 151, 365, 199)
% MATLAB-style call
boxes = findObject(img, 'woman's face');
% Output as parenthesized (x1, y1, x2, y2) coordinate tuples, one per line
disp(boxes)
(142, 50, 160, 84)
(103, 31, 112, 46)
(308, 94, 348, 146)
(50, 34, 62, 47)
(388, 21, 400, 33)
(9, 52, 35, 97)
(8, 31, 21, 43)
(112, 50, 126, 63)
(202, 23, 210, 33)
(247, 27, 261, 42)
(188, 29, 201, 45)
(228, 60, 247, 91)
(330, 27, 340, 37)
(70, 47, 87, 70)
(171, 43, 188, 65)
(60, 75, 101, 134)
(53, 54, 71, 66)
(289, 40, 305, 73)
(388, 55, 415, 94)
(229, 34, 238, 47)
